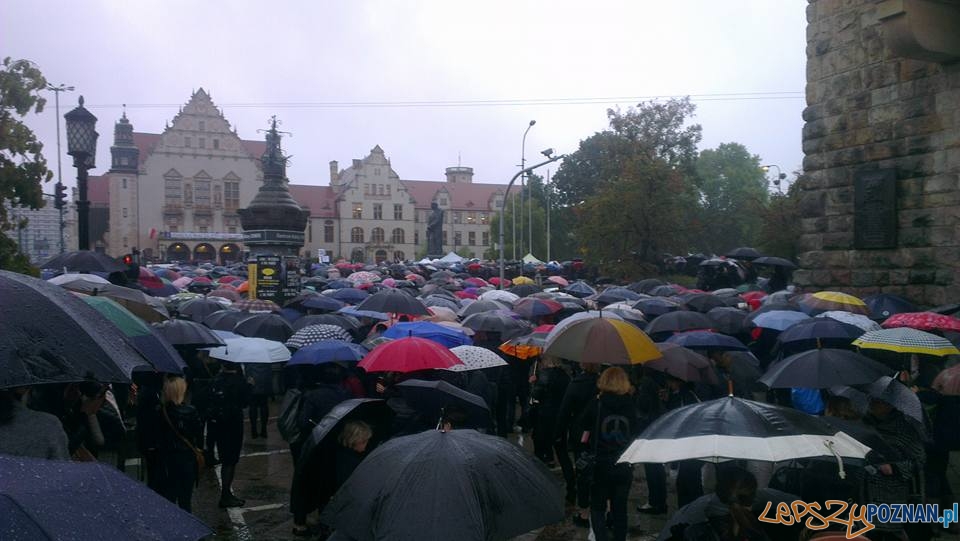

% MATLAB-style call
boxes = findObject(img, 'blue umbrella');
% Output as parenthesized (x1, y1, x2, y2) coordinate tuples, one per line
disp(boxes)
(302, 295, 347, 312)
(0, 454, 212, 540)
(328, 288, 370, 304)
(383, 321, 473, 348)
(289, 340, 369, 366)
(324, 279, 355, 289)
(748, 310, 811, 331)
(665, 330, 749, 351)
(563, 281, 596, 298)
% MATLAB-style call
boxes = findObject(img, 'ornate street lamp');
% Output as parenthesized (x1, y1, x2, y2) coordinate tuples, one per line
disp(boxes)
(64, 96, 98, 250)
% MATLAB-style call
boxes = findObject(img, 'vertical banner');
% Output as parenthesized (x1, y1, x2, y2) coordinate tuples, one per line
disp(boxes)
(247, 262, 258, 299)
(281, 255, 302, 302)
(255, 255, 282, 301)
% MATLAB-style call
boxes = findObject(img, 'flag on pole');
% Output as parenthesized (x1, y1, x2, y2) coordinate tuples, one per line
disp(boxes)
(149, 227, 157, 239)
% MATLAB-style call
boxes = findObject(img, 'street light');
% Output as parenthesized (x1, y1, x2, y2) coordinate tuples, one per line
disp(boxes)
(47, 83, 74, 254)
(500, 153, 564, 287)
(519, 119, 535, 259)
(761, 164, 786, 193)
(65, 96, 98, 251)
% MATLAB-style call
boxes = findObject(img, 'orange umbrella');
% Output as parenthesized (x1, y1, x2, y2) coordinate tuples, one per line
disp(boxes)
(236, 280, 249, 293)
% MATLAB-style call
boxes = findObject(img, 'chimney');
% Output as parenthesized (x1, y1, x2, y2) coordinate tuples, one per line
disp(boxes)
(329, 160, 339, 185)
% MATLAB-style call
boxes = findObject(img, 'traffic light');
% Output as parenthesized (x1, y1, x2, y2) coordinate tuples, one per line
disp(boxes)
(121, 252, 139, 280)
(54, 183, 67, 210)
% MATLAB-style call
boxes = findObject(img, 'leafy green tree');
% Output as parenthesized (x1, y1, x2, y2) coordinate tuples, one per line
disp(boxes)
(694, 142, 769, 252)
(551, 98, 703, 268)
(1, 57, 51, 274)
(756, 178, 802, 260)
(487, 185, 548, 261)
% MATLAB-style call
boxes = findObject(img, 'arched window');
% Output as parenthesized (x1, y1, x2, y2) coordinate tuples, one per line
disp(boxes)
(391, 228, 405, 244)
(371, 227, 385, 243)
(351, 227, 364, 243)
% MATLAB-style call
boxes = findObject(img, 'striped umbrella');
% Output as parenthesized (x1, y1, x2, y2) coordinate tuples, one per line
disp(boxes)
(881, 312, 960, 333)
(234, 298, 281, 313)
(852, 327, 960, 356)
(544, 317, 661, 365)
(816, 311, 882, 332)
(797, 291, 869, 316)
(286, 324, 353, 350)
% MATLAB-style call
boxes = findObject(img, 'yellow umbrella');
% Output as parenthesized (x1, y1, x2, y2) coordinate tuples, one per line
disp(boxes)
(543, 317, 661, 365)
(512, 276, 534, 285)
(799, 291, 869, 315)
(852, 327, 960, 356)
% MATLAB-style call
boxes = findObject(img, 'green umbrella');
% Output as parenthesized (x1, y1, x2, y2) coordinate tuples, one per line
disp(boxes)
(81, 295, 186, 374)
(81, 296, 153, 336)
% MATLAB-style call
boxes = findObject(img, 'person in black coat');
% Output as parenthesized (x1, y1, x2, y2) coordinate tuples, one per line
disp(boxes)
(157, 376, 203, 513)
(579, 367, 640, 541)
(530, 356, 571, 470)
(207, 361, 252, 508)
(554, 363, 600, 521)
(133, 371, 165, 492)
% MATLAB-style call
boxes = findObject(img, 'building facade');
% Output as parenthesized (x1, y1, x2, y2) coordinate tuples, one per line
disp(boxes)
(6, 195, 76, 264)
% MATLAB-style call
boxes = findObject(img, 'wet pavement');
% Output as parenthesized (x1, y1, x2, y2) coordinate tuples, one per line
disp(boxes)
(174, 401, 960, 540)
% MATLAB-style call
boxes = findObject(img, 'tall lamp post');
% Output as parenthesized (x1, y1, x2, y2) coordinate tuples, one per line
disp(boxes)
(518, 119, 535, 259)
(761, 164, 786, 194)
(48, 83, 74, 254)
(64, 96, 98, 251)
(500, 150, 562, 287)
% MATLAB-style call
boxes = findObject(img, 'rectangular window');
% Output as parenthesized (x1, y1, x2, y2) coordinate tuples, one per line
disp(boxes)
(224, 181, 239, 210)
(454, 231, 462, 246)
(199, 121, 205, 131)
(122, 178, 127, 189)
(393, 204, 403, 220)
(453, 212, 462, 224)
(213, 139, 219, 150)
(184, 137, 191, 148)
(378, 185, 385, 196)
(352, 203, 362, 219)
(169, 225, 178, 232)
(415, 210, 422, 223)
(467, 211, 475, 224)
(122, 208, 128, 218)
(480, 212, 489, 224)
(324, 225, 334, 243)
(414, 230, 419, 245)
(442, 231, 447, 245)
(199, 226, 208, 233)
(199, 137, 206, 149)
(468, 231, 476, 246)
(364, 184, 370, 196)
(373, 204, 383, 220)
(386, 185, 391, 196)
(482, 231, 490, 246)
(183, 183, 193, 206)
(440, 197, 448, 206)
(194, 180, 211, 207)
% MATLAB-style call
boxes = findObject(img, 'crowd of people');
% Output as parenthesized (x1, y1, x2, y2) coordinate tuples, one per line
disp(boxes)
(2, 254, 959, 541)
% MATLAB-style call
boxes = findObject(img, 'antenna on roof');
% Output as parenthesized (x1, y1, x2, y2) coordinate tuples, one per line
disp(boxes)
(458, 152, 461, 167)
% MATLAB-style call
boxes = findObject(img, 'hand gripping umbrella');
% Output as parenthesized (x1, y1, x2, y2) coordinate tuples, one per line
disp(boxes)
(320, 429, 564, 541)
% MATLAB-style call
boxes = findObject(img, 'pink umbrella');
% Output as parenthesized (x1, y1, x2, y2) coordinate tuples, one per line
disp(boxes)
(218, 275, 240, 284)
(193, 276, 213, 284)
(464, 277, 488, 288)
(172, 276, 193, 289)
(547, 276, 569, 287)
(382, 278, 397, 288)
(138, 267, 164, 289)
(489, 277, 512, 288)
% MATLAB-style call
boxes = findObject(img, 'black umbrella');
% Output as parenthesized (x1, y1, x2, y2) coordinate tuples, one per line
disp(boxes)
(201, 309, 252, 331)
(292, 313, 361, 332)
(706, 307, 749, 336)
(41, 250, 126, 274)
(619, 396, 872, 464)
(635, 297, 685, 318)
(153, 319, 226, 348)
(356, 288, 431, 316)
(301, 294, 347, 312)
(862, 293, 917, 321)
(647, 344, 719, 384)
(752, 256, 797, 269)
(233, 313, 295, 342)
(725, 247, 762, 260)
(461, 311, 532, 340)
(286, 324, 354, 350)
(646, 311, 714, 337)
(298, 398, 394, 466)
(422, 295, 461, 312)
(682, 293, 728, 314)
(631, 278, 666, 294)
(0, 454, 212, 541)
(649, 284, 684, 297)
(595, 287, 643, 305)
(396, 379, 492, 430)
(759, 349, 892, 389)
(0, 270, 149, 388)
(176, 297, 226, 323)
(508, 284, 541, 298)
(775, 317, 864, 349)
(861, 376, 924, 423)
(458, 299, 510, 318)
(320, 429, 564, 541)
(563, 281, 596, 298)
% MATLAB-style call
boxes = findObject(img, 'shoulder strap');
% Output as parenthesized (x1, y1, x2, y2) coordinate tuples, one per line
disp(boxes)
(161, 403, 200, 455)
(591, 397, 603, 453)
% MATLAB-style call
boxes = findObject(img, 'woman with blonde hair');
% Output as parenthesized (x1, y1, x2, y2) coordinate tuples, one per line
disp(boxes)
(157, 376, 203, 512)
(579, 366, 639, 541)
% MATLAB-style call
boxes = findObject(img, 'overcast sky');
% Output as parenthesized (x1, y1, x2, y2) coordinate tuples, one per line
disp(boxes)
(5, 0, 807, 191)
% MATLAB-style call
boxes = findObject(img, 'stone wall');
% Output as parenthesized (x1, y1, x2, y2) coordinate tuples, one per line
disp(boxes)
(796, 0, 960, 306)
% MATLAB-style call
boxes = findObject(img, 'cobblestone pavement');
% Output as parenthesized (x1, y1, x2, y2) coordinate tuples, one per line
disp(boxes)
(173, 401, 960, 541)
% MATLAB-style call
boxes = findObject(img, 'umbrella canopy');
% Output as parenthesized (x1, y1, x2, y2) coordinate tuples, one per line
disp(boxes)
(396, 379, 492, 429)
(862, 375, 924, 423)
(320, 429, 564, 541)
(665, 331, 749, 351)
(444, 345, 509, 372)
(80, 296, 186, 375)
(544, 317, 661, 365)
(759, 349, 892, 389)
(233, 313, 295, 342)
(422, 295, 461, 312)
(382, 321, 472, 348)
(706, 307, 749, 336)
(618, 396, 871, 464)
(747, 309, 811, 331)
(751, 256, 797, 269)
(682, 293, 727, 314)
(932, 364, 960, 396)
(154, 319, 226, 348)
(511, 276, 534, 285)
(207, 336, 291, 363)
(298, 398, 394, 470)
(177, 297, 227, 322)
(508, 284, 541, 298)
(41, 250, 126, 274)
(338, 306, 389, 321)
(479, 290, 519, 305)
(647, 344, 719, 383)
(646, 311, 714, 336)
(289, 340, 369, 366)
(657, 489, 798, 541)
(0, 454, 212, 541)
(346, 271, 382, 284)
(426, 306, 459, 323)
(286, 324, 354, 350)
(863, 293, 917, 320)
(563, 281, 596, 298)
(816, 311, 882, 332)
(776, 317, 865, 346)
(498, 324, 554, 360)
(328, 288, 370, 304)
(358, 336, 463, 373)
(292, 313, 360, 332)
(62, 280, 170, 323)
(356, 288, 431, 316)
(882, 312, 960, 333)
(726, 247, 761, 260)
(0, 271, 150, 387)
(459, 299, 510, 318)
(207, 288, 241, 303)
(635, 297, 685, 318)
(300, 294, 347, 312)
(852, 327, 960, 356)
(461, 311, 532, 340)
(511, 297, 563, 319)
(631, 278, 666, 294)
(797, 291, 869, 316)
(202, 309, 253, 332)
(48, 272, 111, 286)
(234, 298, 281, 313)
(595, 287, 643, 305)
(547, 276, 569, 287)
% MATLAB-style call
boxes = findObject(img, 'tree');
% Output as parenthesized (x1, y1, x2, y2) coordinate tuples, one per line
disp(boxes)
(551, 98, 703, 270)
(694, 142, 769, 252)
(487, 180, 548, 261)
(1, 57, 51, 274)
(756, 178, 802, 261)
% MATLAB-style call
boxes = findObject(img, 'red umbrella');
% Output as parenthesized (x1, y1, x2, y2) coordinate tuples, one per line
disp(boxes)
(512, 297, 563, 319)
(547, 276, 569, 287)
(489, 277, 512, 288)
(882, 312, 960, 333)
(455, 290, 478, 300)
(467, 263, 483, 272)
(358, 337, 463, 373)
(137, 267, 164, 289)
(192, 276, 213, 284)
(464, 277, 488, 288)
(218, 275, 240, 284)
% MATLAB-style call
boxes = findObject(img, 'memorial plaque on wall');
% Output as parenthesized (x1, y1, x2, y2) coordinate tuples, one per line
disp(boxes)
(854, 169, 897, 249)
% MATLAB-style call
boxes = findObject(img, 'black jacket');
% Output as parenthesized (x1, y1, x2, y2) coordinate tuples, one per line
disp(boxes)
(298, 383, 351, 433)
(555, 372, 599, 448)
(579, 393, 640, 465)
(158, 402, 202, 454)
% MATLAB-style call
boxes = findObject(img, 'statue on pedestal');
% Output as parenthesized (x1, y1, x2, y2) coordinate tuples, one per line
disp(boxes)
(426, 202, 444, 256)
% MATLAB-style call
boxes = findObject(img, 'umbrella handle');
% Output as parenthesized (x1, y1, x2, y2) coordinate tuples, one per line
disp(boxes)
(727, 378, 734, 397)
(824, 440, 846, 480)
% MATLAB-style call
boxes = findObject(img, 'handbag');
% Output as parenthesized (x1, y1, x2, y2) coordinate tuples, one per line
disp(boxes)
(161, 403, 206, 470)
(574, 399, 603, 480)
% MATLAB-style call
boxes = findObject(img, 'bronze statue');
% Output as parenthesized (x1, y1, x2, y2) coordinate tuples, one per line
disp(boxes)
(426, 201, 444, 256)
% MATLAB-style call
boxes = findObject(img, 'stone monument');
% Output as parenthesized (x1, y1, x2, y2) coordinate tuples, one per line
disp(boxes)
(426, 201, 444, 258)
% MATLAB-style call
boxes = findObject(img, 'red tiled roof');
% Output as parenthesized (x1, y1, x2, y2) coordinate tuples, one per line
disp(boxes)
(289, 184, 337, 218)
(401, 180, 504, 211)
(88, 175, 110, 205)
(132, 132, 266, 168)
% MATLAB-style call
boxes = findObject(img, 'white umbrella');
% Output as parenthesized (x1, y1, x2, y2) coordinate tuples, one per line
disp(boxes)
(48, 273, 110, 285)
(207, 336, 291, 363)
(444, 345, 508, 372)
(817, 311, 882, 332)
(479, 290, 519, 305)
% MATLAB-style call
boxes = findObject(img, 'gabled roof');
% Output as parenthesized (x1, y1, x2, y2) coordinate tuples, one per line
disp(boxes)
(130, 132, 266, 169)
(288, 184, 337, 218)
(401, 180, 503, 211)
(88, 175, 110, 205)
